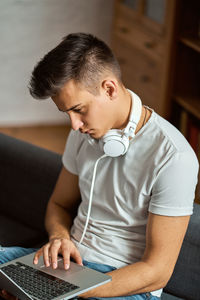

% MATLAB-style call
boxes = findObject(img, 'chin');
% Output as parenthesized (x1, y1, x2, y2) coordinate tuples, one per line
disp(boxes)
(90, 132, 102, 140)
(89, 128, 108, 140)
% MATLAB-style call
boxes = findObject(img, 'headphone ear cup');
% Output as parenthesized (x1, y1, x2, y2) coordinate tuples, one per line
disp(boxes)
(100, 131, 129, 157)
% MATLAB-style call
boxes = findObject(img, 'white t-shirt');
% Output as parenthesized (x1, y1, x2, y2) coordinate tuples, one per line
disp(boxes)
(62, 104, 199, 297)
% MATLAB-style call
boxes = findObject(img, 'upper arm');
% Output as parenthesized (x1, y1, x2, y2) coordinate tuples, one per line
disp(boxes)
(142, 212, 190, 284)
(150, 151, 198, 216)
(48, 166, 81, 212)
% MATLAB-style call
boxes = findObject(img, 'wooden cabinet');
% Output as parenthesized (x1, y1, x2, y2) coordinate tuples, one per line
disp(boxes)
(111, 0, 200, 202)
(111, 0, 177, 118)
(112, 38, 161, 109)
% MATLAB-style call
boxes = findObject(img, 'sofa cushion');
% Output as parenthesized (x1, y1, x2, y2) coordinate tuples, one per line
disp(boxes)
(161, 292, 184, 300)
(0, 214, 47, 248)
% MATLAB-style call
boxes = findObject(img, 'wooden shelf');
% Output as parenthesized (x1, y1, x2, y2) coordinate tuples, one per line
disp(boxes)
(171, 1, 200, 204)
(180, 35, 200, 53)
(174, 95, 200, 120)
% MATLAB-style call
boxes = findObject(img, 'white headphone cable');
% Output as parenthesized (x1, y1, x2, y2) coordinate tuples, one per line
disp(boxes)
(78, 153, 107, 245)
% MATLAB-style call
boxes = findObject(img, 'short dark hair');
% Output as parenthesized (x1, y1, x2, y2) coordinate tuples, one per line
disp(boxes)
(29, 32, 121, 99)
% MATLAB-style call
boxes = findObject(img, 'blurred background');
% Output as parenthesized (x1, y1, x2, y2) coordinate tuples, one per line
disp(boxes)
(0, 1, 199, 181)
(0, 0, 114, 152)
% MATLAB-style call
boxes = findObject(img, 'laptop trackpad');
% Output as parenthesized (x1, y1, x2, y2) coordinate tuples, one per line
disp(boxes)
(40, 259, 85, 281)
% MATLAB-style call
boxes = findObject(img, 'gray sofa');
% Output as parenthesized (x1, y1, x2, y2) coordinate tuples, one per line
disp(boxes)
(0, 133, 199, 300)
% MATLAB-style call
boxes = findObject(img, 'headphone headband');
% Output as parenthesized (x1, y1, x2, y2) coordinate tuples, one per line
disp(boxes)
(124, 90, 142, 138)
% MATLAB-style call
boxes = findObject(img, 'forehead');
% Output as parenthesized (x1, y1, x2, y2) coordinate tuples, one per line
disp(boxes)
(52, 80, 91, 111)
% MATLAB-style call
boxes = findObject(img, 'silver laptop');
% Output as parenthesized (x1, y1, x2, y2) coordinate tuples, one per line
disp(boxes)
(0, 251, 111, 300)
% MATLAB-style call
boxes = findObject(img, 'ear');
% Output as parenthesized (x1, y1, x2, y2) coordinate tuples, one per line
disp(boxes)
(101, 79, 118, 100)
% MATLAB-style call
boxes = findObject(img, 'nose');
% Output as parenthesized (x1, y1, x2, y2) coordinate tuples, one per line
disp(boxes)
(69, 113, 84, 131)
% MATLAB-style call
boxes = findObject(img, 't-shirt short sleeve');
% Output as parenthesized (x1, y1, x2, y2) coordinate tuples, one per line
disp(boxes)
(62, 129, 79, 175)
(149, 150, 199, 216)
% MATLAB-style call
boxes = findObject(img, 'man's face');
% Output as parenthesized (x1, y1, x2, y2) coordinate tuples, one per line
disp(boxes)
(52, 79, 118, 139)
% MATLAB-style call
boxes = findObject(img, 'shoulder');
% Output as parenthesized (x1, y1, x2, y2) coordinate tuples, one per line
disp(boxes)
(145, 112, 197, 160)
(153, 113, 192, 152)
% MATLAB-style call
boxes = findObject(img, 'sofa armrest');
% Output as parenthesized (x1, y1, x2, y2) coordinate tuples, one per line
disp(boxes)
(0, 133, 62, 233)
(163, 203, 200, 300)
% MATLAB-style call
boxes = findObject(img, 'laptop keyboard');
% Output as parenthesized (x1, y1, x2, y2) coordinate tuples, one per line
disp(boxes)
(1, 262, 79, 300)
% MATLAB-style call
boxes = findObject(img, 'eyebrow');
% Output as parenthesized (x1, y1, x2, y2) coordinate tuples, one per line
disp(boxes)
(59, 104, 82, 113)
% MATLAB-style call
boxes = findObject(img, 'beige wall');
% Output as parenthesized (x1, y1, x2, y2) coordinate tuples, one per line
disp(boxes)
(0, 0, 114, 126)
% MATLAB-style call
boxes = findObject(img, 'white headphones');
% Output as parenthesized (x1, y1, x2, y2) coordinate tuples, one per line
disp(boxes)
(79, 91, 142, 244)
(87, 90, 142, 157)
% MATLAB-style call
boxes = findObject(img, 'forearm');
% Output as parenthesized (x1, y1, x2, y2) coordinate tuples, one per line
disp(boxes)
(45, 201, 73, 241)
(81, 261, 167, 298)
(84, 213, 189, 298)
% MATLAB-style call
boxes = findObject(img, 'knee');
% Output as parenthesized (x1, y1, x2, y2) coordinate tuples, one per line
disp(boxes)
(0, 246, 20, 264)
(0, 246, 37, 264)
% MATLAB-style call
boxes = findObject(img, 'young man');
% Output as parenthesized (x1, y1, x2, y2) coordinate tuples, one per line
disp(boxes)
(0, 33, 199, 300)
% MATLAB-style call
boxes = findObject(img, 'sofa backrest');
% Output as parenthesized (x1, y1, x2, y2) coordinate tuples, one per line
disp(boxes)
(0, 133, 62, 233)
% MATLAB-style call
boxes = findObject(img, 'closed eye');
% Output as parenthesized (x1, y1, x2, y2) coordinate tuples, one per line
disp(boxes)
(73, 108, 82, 113)
(62, 108, 83, 115)
(73, 107, 86, 115)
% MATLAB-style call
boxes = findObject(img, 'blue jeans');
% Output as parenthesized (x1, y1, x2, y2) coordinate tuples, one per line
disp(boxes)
(0, 246, 160, 300)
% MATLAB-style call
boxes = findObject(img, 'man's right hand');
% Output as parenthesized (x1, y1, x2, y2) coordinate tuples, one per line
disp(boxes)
(33, 238, 82, 270)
